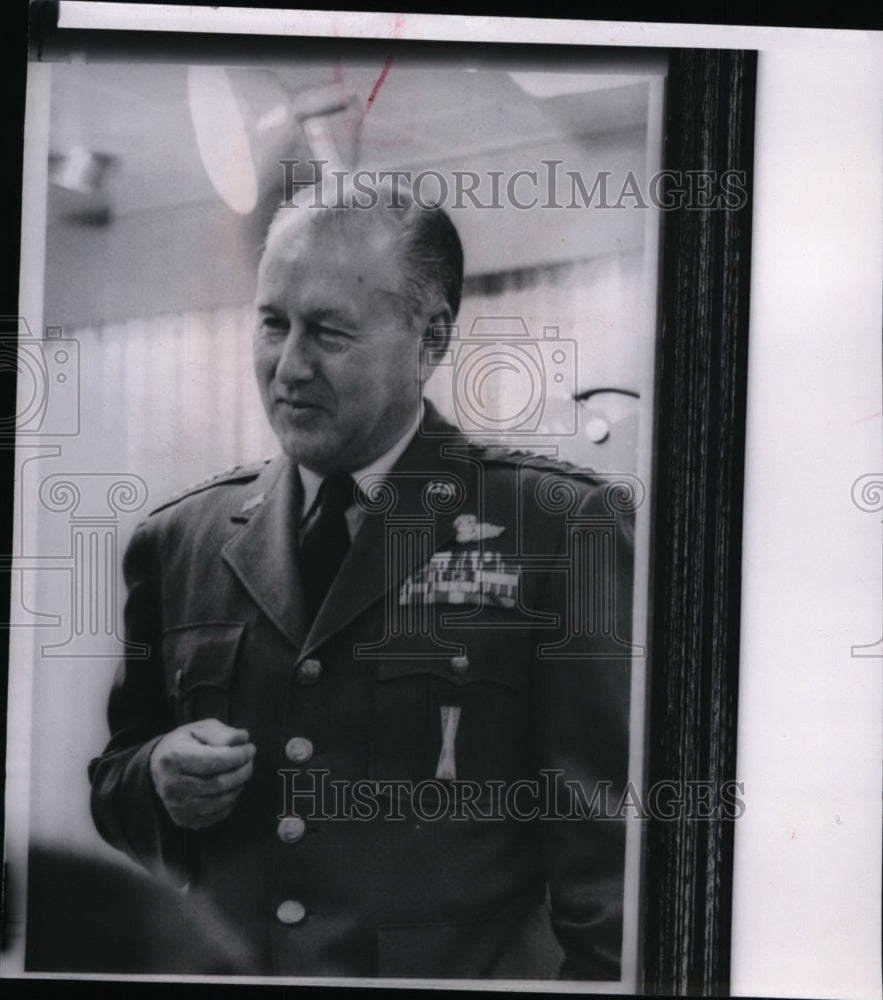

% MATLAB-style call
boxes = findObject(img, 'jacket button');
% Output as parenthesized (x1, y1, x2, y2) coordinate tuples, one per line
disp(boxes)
(450, 654, 469, 675)
(285, 736, 314, 764)
(277, 816, 306, 843)
(276, 899, 306, 925)
(173, 668, 183, 693)
(296, 658, 322, 685)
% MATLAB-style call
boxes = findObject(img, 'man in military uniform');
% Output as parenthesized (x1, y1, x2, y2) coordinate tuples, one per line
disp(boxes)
(89, 182, 635, 979)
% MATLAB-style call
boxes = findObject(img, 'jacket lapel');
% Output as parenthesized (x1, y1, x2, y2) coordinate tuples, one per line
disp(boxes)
(221, 456, 310, 651)
(221, 407, 480, 656)
(300, 417, 475, 658)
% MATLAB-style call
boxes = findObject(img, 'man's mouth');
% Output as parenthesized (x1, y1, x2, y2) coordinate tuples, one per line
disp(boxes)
(277, 398, 323, 411)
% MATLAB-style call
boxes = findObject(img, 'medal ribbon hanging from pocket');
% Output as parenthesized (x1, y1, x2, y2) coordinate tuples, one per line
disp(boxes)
(436, 706, 461, 779)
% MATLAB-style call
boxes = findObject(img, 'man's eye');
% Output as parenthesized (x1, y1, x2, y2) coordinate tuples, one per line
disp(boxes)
(260, 315, 289, 333)
(314, 326, 350, 351)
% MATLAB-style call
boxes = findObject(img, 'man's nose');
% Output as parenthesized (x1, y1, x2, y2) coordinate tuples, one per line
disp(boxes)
(275, 328, 315, 384)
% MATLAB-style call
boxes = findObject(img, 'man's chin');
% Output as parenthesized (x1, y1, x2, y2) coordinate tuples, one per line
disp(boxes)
(275, 429, 338, 473)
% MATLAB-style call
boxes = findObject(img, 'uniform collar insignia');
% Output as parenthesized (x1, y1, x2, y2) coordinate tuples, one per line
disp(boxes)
(453, 514, 505, 543)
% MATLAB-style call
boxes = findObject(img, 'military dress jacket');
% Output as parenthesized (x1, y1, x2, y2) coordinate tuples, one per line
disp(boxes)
(89, 405, 635, 980)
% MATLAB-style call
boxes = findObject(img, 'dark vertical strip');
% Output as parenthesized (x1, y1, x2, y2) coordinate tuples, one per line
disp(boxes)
(643, 48, 756, 996)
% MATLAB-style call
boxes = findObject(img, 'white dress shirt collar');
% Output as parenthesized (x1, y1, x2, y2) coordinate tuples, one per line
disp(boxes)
(298, 405, 422, 523)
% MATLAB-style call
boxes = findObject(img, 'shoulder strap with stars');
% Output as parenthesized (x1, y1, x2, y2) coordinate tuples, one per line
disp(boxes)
(464, 439, 602, 483)
(148, 458, 274, 516)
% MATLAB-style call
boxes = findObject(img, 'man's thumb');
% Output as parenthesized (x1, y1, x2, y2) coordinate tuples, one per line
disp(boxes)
(189, 718, 250, 747)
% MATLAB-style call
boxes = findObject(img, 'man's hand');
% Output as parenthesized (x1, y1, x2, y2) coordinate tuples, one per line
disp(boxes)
(149, 719, 256, 830)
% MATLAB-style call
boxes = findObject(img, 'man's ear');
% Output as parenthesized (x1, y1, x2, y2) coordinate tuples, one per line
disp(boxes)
(418, 303, 455, 380)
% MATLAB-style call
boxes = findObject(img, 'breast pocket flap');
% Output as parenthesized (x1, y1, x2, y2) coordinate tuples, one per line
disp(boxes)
(161, 621, 245, 699)
(376, 652, 526, 691)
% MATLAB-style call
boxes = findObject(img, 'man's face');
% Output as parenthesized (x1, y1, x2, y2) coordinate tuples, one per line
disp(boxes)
(254, 215, 432, 475)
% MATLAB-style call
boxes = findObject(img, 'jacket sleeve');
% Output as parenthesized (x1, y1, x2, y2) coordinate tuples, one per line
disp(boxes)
(536, 478, 635, 981)
(88, 518, 191, 887)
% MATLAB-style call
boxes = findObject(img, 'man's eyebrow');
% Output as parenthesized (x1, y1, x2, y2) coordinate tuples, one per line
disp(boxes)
(302, 303, 360, 328)
(255, 302, 358, 325)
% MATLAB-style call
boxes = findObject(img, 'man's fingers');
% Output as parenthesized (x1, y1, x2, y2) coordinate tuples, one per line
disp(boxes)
(191, 788, 241, 816)
(188, 718, 251, 747)
(189, 757, 254, 797)
(150, 722, 257, 828)
(174, 741, 256, 777)
(185, 793, 240, 829)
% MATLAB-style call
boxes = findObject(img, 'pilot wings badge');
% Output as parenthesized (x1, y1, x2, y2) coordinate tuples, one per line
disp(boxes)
(453, 514, 506, 544)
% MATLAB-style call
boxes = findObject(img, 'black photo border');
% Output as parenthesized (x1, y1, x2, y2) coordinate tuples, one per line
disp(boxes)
(643, 48, 754, 997)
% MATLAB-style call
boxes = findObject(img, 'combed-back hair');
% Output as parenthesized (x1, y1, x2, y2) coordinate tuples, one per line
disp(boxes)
(263, 175, 465, 322)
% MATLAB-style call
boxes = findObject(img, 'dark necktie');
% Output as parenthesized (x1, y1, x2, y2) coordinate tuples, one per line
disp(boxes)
(300, 472, 356, 618)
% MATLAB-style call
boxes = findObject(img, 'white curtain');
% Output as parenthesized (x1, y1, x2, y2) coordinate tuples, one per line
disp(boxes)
(65, 305, 279, 511)
(26, 306, 278, 855)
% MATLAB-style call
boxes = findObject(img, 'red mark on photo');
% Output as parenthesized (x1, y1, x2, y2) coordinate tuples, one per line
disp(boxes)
(364, 14, 405, 118)
(365, 55, 394, 116)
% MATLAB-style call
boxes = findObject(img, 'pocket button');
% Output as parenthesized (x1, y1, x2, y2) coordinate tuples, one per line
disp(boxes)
(277, 816, 306, 844)
(276, 900, 306, 925)
(285, 736, 314, 764)
(449, 654, 469, 676)
(296, 658, 322, 685)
